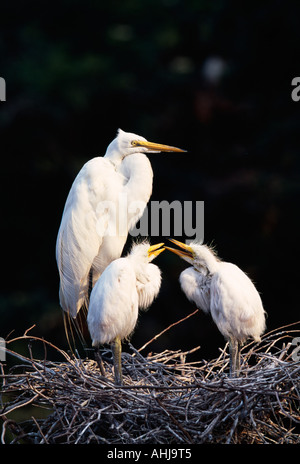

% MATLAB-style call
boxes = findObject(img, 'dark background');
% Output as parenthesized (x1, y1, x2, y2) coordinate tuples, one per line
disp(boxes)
(1, 0, 300, 362)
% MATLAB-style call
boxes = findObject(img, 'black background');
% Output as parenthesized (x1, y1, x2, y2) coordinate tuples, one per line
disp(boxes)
(1, 0, 300, 362)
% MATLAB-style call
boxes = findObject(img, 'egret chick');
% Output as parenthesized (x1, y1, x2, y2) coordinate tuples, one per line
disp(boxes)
(87, 242, 164, 385)
(165, 239, 266, 377)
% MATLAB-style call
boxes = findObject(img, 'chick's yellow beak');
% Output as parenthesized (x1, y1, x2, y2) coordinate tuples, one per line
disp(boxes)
(132, 140, 186, 153)
(148, 243, 165, 259)
(164, 239, 195, 260)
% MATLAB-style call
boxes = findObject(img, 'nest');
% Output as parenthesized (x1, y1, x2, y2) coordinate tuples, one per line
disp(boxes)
(1, 316, 300, 444)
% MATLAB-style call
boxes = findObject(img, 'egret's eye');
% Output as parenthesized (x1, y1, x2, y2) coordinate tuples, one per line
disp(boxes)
(131, 140, 138, 147)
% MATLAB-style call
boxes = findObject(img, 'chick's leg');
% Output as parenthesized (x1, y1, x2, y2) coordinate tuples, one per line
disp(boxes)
(112, 336, 123, 385)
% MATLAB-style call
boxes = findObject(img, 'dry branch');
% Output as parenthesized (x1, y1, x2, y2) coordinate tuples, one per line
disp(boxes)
(1, 321, 300, 444)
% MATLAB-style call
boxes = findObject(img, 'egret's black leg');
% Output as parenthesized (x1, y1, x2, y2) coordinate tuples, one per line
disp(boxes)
(95, 346, 106, 376)
(88, 267, 93, 301)
(112, 336, 123, 385)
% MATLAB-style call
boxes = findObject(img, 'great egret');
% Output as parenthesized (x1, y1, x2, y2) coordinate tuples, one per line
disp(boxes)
(56, 129, 185, 319)
(165, 239, 266, 376)
(87, 241, 164, 385)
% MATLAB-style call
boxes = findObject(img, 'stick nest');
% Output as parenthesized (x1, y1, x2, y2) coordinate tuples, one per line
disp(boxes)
(1, 319, 300, 444)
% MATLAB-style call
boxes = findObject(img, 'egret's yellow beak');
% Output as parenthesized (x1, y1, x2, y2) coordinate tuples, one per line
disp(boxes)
(148, 243, 165, 259)
(132, 140, 186, 153)
(165, 239, 195, 261)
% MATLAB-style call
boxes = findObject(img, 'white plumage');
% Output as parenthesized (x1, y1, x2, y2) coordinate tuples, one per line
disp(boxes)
(166, 239, 266, 376)
(87, 258, 139, 346)
(87, 241, 164, 384)
(56, 129, 185, 318)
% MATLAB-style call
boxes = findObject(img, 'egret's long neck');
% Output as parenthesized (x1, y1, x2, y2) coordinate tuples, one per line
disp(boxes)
(196, 250, 220, 275)
(120, 153, 153, 205)
(104, 150, 123, 168)
(104, 139, 124, 168)
(205, 257, 219, 274)
(117, 154, 153, 232)
(131, 259, 147, 281)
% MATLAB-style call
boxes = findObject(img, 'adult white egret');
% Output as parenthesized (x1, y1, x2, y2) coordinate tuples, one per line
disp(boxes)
(56, 129, 185, 319)
(87, 241, 164, 385)
(165, 239, 266, 377)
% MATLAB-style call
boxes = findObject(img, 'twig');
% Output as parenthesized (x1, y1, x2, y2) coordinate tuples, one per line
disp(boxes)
(0, 393, 40, 417)
(137, 309, 199, 352)
(31, 416, 49, 444)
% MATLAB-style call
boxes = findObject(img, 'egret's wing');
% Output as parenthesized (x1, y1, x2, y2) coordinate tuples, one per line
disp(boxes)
(87, 259, 138, 345)
(210, 263, 265, 341)
(56, 158, 119, 317)
(179, 267, 211, 313)
(136, 263, 162, 310)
